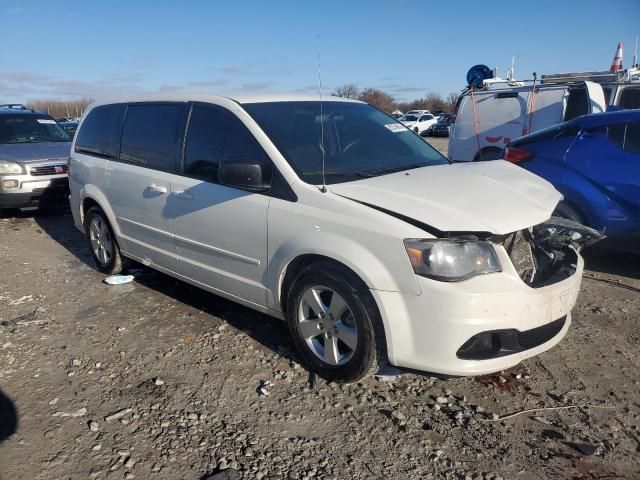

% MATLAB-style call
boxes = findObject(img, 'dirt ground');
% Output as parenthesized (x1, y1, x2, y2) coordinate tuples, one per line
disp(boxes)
(1, 140, 639, 479)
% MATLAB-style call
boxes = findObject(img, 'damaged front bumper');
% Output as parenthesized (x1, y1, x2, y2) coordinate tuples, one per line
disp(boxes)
(371, 218, 595, 376)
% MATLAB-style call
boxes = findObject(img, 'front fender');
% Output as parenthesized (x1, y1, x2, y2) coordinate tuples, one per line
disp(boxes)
(267, 231, 421, 311)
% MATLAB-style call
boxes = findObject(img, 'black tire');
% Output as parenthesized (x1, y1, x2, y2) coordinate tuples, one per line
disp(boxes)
(553, 201, 585, 224)
(84, 206, 126, 274)
(286, 262, 386, 382)
(473, 147, 503, 161)
(413, 127, 419, 134)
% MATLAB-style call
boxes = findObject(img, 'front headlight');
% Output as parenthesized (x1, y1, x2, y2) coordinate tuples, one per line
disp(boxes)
(0, 160, 23, 175)
(404, 239, 501, 281)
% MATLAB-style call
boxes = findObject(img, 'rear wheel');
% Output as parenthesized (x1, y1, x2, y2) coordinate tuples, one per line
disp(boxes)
(286, 263, 385, 382)
(84, 206, 126, 274)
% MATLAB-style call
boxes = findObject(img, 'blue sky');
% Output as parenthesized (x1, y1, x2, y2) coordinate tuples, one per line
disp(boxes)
(1, 0, 639, 102)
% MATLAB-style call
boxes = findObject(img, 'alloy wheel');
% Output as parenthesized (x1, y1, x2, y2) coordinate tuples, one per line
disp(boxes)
(297, 285, 358, 366)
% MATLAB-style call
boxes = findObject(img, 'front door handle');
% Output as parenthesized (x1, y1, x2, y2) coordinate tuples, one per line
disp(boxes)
(147, 184, 167, 194)
(174, 190, 194, 200)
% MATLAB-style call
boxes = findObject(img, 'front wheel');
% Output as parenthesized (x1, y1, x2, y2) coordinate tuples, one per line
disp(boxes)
(84, 206, 126, 274)
(286, 263, 385, 382)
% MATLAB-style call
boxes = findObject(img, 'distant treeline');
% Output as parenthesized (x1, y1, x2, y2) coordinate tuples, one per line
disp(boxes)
(25, 99, 93, 119)
(332, 84, 459, 113)
(23, 87, 458, 119)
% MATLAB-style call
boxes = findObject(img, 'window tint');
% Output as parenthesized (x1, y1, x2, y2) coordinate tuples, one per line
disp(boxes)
(624, 122, 640, 154)
(119, 103, 185, 171)
(564, 87, 588, 121)
(75, 104, 125, 157)
(511, 123, 579, 147)
(183, 105, 271, 184)
(0, 114, 69, 144)
(607, 123, 626, 149)
(602, 86, 613, 105)
(619, 87, 640, 109)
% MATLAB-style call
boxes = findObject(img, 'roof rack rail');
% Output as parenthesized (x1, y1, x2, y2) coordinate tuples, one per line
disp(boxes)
(541, 67, 640, 85)
(0, 103, 31, 110)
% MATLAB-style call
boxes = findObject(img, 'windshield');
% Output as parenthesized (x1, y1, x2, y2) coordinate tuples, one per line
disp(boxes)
(0, 114, 70, 144)
(400, 114, 419, 122)
(438, 115, 452, 123)
(244, 101, 448, 185)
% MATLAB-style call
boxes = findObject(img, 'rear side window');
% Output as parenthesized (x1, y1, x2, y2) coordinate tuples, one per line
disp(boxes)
(624, 122, 640, 154)
(564, 88, 588, 121)
(183, 105, 270, 184)
(607, 123, 626, 149)
(511, 123, 579, 146)
(75, 104, 125, 158)
(119, 103, 186, 171)
(618, 87, 640, 109)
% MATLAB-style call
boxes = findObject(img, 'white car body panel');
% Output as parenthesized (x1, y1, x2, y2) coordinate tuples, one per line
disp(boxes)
(69, 92, 583, 377)
(330, 160, 562, 234)
(171, 177, 270, 306)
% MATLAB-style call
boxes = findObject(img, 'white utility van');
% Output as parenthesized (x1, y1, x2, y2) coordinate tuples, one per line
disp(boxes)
(69, 93, 591, 381)
(448, 80, 606, 162)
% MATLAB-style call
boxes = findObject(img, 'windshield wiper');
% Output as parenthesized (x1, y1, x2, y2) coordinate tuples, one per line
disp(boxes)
(368, 164, 426, 175)
(302, 170, 376, 179)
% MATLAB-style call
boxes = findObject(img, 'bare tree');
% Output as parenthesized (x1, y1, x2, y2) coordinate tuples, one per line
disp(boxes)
(357, 88, 396, 112)
(25, 98, 94, 119)
(331, 83, 360, 99)
(447, 92, 459, 112)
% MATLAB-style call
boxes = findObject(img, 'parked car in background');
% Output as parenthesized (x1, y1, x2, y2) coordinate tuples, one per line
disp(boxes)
(0, 104, 71, 212)
(70, 93, 590, 382)
(405, 109, 430, 116)
(399, 112, 437, 135)
(504, 109, 640, 252)
(59, 121, 79, 138)
(449, 80, 606, 161)
(426, 113, 453, 137)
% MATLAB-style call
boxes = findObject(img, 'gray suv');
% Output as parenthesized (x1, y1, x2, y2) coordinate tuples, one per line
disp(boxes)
(0, 104, 71, 211)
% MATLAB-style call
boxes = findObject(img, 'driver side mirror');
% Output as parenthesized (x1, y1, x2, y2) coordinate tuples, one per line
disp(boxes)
(219, 162, 270, 191)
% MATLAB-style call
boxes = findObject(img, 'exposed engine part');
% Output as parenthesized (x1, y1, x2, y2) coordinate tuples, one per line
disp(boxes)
(533, 217, 604, 252)
(496, 218, 604, 288)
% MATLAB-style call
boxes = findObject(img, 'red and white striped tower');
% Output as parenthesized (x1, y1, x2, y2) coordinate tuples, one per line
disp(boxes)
(610, 42, 623, 72)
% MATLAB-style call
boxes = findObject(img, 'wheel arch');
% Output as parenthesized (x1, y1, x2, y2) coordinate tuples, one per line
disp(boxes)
(78, 185, 121, 237)
(278, 254, 368, 314)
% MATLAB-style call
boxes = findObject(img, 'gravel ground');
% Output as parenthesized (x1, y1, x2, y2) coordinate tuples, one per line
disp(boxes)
(1, 147, 639, 479)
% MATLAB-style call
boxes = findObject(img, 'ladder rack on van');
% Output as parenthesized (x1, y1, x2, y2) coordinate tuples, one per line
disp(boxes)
(541, 67, 640, 85)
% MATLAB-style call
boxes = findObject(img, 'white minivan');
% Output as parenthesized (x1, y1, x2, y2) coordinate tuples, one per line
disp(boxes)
(69, 93, 590, 382)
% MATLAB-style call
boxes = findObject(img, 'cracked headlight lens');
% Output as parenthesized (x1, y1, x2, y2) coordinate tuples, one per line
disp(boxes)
(404, 239, 501, 281)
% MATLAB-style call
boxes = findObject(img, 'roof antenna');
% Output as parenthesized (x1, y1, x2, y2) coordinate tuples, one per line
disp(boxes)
(317, 33, 327, 193)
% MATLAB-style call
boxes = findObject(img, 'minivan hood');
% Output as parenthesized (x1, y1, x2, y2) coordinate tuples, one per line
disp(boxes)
(330, 160, 562, 235)
(0, 142, 72, 163)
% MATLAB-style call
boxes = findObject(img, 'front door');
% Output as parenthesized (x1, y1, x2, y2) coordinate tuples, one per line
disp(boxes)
(169, 104, 270, 306)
